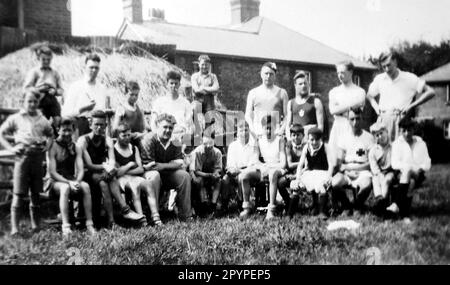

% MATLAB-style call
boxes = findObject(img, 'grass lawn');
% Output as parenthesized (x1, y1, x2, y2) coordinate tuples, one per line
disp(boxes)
(0, 164, 449, 265)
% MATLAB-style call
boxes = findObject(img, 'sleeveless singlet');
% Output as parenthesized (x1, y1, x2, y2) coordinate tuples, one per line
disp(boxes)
(306, 144, 328, 171)
(291, 96, 317, 126)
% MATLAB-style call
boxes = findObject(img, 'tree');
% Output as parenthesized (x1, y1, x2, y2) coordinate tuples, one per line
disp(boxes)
(369, 39, 450, 76)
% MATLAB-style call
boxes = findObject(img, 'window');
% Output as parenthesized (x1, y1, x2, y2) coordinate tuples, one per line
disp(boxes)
(353, 75, 361, 86)
(444, 121, 450, 140)
(295, 70, 312, 93)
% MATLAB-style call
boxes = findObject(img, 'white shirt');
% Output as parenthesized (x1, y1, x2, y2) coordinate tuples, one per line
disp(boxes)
(62, 79, 109, 117)
(368, 70, 426, 111)
(258, 136, 281, 165)
(226, 140, 260, 170)
(338, 130, 375, 164)
(329, 83, 366, 117)
(392, 135, 431, 172)
(152, 94, 194, 134)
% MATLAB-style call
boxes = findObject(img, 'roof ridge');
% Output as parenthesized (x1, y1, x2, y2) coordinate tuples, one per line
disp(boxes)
(141, 19, 259, 35)
(421, 61, 450, 77)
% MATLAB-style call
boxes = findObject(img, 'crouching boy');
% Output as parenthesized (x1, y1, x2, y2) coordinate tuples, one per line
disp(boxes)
(0, 91, 53, 236)
(290, 127, 334, 218)
(47, 117, 96, 236)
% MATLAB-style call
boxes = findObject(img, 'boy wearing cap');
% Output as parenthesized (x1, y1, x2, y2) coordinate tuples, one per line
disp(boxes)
(389, 118, 431, 220)
(0, 91, 54, 236)
(191, 55, 220, 114)
(290, 127, 334, 219)
(245, 62, 289, 142)
(286, 71, 324, 138)
(368, 122, 395, 215)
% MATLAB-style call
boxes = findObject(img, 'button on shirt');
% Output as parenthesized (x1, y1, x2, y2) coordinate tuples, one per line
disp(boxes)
(62, 79, 109, 118)
(226, 140, 260, 170)
(0, 110, 53, 146)
(392, 135, 431, 172)
(368, 70, 426, 111)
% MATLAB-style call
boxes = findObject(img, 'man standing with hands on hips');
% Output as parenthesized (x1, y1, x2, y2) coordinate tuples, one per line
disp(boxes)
(367, 52, 435, 141)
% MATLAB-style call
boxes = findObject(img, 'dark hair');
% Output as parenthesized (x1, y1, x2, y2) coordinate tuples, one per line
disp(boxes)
(399, 118, 415, 130)
(293, 71, 308, 82)
(349, 107, 363, 116)
(262, 62, 277, 73)
(203, 129, 216, 140)
(91, 110, 107, 120)
(198, 54, 211, 63)
(85, 53, 101, 64)
(116, 122, 131, 134)
(125, 81, 140, 93)
(379, 51, 401, 63)
(60, 117, 75, 129)
(308, 127, 323, 140)
(36, 46, 53, 58)
(156, 113, 177, 126)
(166, 70, 181, 82)
(290, 124, 304, 134)
(336, 60, 355, 72)
(23, 90, 40, 101)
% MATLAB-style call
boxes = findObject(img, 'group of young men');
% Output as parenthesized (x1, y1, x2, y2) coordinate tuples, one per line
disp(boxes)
(0, 46, 435, 237)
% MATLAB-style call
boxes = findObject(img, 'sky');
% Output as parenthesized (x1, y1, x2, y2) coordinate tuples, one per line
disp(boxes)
(71, 0, 450, 58)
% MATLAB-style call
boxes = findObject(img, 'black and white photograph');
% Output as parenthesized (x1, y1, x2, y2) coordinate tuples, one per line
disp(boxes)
(0, 0, 449, 269)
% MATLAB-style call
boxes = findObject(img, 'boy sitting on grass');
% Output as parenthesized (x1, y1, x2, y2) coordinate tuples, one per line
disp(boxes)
(0, 91, 54, 236)
(190, 130, 223, 217)
(368, 122, 395, 216)
(289, 127, 334, 219)
(390, 118, 431, 222)
(47, 117, 96, 237)
(113, 122, 162, 227)
(78, 110, 145, 228)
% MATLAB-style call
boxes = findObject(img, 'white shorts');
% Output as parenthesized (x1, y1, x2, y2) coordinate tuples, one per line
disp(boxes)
(117, 175, 145, 193)
(343, 170, 372, 185)
(300, 170, 330, 194)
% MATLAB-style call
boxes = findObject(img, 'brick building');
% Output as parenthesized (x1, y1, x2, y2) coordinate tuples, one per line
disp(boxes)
(0, 0, 71, 35)
(418, 62, 450, 162)
(117, 0, 377, 129)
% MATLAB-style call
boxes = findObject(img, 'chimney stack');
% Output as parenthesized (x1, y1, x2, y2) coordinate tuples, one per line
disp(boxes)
(230, 0, 260, 25)
(123, 0, 143, 23)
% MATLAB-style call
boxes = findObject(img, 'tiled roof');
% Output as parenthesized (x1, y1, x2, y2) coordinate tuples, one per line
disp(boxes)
(118, 16, 375, 70)
(421, 62, 450, 83)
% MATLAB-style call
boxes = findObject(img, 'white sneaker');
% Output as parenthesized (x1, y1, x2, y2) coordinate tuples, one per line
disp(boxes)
(168, 189, 177, 212)
(265, 209, 276, 221)
(123, 210, 145, 221)
(386, 203, 400, 214)
(62, 225, 72, 238)
(403, 217, 412, 225)
(86, 225, 97, 236)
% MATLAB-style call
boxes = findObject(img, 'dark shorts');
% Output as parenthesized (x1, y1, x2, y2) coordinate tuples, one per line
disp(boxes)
(39, 92, 61, 118)
(13, 153, 45, 196)
(194, 93, 215, 114)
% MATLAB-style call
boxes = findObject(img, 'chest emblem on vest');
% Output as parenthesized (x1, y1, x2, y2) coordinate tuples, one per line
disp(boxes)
(299, 110, 305, 117)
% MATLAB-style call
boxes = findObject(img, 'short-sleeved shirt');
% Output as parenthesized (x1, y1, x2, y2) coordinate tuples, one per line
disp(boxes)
(247, 85, 288, 136)
(152, 95, 193, 134)
(338, 130, 375, 164)
(62, 79, 109, 118)
(191, 72, 219, 94)
(191, 145, 222, 174)
(226, 140, 259, 170)
(24, 66, 62, 91)
(139, 133, 183, 165)
(0, 110, 53, 146)
(368, 70, 426, 111)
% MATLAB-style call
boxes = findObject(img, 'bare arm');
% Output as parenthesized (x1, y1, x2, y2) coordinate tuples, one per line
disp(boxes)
(285, 100, 293, 138)
(245, 91, 257, 138)
(75, 145, 85, 182)
(203, 74, 220, 93)
(277, 91, 289, 136)
(79, 137, 103, 172)
(48, 146, 70, 183)
(404, 85, 435, 114)
(278, 138, 287, 170)
(324, 144, 336, 178)
(126, 147, 144, 176)
(314, 98, 325, 132)
(295, 147, 308, 180)
(23, 69, 38, 91)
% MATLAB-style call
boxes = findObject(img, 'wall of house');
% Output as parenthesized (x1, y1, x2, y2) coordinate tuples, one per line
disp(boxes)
(23, 0, 71, 35)
(417, 83, 450, 163)
(175, 52, 377, 132)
